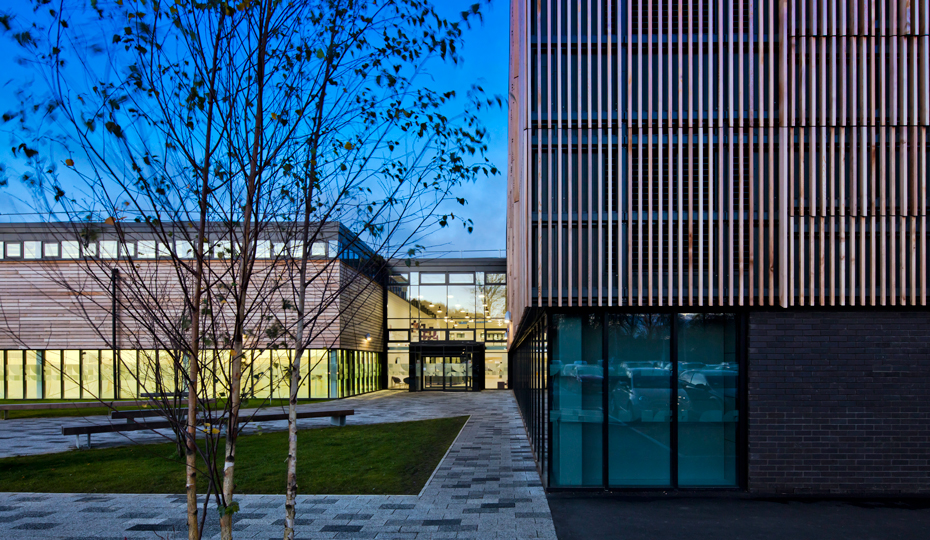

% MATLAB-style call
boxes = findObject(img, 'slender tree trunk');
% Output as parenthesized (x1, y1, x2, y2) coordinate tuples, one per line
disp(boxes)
(221, 4, 272, 539)
(185, 349, 200, 540)
(189, 13, 226, 540)
(284, 34, 337, 540)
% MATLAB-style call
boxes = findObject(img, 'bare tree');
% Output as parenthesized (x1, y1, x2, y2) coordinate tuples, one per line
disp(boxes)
(0, 1, 496, 539)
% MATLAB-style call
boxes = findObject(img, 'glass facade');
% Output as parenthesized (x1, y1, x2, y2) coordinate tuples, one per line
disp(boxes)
(510, 314, 548, 480)
(387, 268, 508, 390)
(514, 311, 743, 490)
(0, 348, 380, 400)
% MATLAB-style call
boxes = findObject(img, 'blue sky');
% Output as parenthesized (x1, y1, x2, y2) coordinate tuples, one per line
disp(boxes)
(0, 1, 509, 255)
(402, 1, 510, 255)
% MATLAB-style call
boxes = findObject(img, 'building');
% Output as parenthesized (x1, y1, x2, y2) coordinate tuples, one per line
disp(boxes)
(386, 258, 508, 392)
(507, 0, 930, 493)
(0, 222, 508, 402)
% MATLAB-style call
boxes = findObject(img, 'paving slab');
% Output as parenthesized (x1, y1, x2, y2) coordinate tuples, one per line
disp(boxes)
(0, 390, 556, 539)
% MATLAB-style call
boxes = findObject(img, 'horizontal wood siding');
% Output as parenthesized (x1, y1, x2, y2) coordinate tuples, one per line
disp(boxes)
(0, 259, 377, 351)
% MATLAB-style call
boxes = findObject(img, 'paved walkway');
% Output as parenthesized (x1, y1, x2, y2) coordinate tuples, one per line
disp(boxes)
(0, 390, 498, 458)
(0, 391, 557, 539)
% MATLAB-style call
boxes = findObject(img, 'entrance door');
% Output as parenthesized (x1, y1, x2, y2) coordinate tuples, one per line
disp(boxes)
(419, 355, 471, 391)
(409, 342, 484, 392)
(422, 356, 445, 390)
(444, 353, 471, 391)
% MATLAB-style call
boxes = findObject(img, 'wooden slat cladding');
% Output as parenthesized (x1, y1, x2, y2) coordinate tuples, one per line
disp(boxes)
(0, 259, 375, 351)
(506, 0, 930, 322)
(784, 0, 930, 306)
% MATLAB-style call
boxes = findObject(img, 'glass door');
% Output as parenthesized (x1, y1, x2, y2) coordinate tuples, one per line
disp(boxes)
(444, 353, 471, 391)
(423, 356, 444, 390)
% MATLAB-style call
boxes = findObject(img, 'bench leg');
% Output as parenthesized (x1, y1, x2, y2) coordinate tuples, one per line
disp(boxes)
(330, 415, 346, 427)
(87, 434, 92, 449)
(75, 434, 81, 450)
(1, 410, 7, 420)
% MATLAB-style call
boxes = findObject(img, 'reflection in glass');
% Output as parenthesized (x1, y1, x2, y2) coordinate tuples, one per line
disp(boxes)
(6, 351, 23, 399)
(25, 351, 40, 398)
(138, 350, 158, 396)
(449, 273, 474, 284)
(251, 351, 272, 399)
(550, 314, 604, 487)
(61, 241, 80, 259)
(420, 273, 445, 284)
(677, 313, 738, 486)
(607, 314, 672, 486)
(99, 351, 115, 399)
(23, 241, 41, 259)
(418, 285, 447, 322)
(119, 350, 138, 398)
(308, 349, 329, 398)
(271, 350, 291, 399)
(44, 351, 62, 399)
(63, 350, 81, 399)
(81, 350, 100, 398)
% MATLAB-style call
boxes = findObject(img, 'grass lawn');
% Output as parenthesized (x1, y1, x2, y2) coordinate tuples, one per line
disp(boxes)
(0, 398, 332, 420)
(0, 416, 467, 495)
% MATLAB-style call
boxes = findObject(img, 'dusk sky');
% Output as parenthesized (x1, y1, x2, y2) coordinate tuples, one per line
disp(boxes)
(0, 1, 510, 257)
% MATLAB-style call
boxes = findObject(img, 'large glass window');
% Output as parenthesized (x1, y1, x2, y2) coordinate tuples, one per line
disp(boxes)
(251, 351, 272, 399)
(119, 350, 138, 398)
(548, 312, 741, 489)
(550, 314, 604, 487)
(308, 350, 329, 398)
(25, 351, 40, 398)
(6, 351, 24, 399)
(43, 351, 62, 399)
(677, 313, 738, 486)
(81, 350, 100, 398)
(100, 350, 117, 399)
(607, 314, 672, 486)
(63, 350, 81, 399)
(386, 266, 509, 390)
(157, 350, 177, 395)
(138, 350, 159, 396)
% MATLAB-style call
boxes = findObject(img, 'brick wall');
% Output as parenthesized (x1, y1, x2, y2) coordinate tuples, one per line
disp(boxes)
(748, 311, 930, 495)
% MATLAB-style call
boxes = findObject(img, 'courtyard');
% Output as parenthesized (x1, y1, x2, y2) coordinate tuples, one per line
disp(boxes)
(0, 391, 556, 539)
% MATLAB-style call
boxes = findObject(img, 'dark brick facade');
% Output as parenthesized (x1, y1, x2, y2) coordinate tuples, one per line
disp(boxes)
(748, 311, 930, 494)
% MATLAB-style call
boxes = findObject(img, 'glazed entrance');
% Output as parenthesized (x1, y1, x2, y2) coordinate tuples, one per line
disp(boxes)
(409, 342, 485, 392)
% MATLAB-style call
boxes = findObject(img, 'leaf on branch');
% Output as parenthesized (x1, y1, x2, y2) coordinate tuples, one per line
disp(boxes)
(65, 158, 74, 167)
(13, 31, 35, 47)
(105, 121, 124, 138)
(343, 142, 353, 150)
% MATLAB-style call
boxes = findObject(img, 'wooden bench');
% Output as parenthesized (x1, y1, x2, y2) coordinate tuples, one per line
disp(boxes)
(63, 408, 355, 449)
(0, 400, 154, 420)
(109, 399, 217, 422)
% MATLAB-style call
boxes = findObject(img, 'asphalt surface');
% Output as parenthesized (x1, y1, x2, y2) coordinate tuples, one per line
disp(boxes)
(547, 495, 930, 540)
